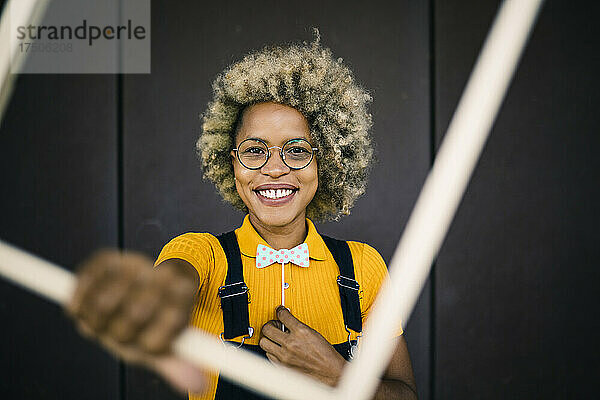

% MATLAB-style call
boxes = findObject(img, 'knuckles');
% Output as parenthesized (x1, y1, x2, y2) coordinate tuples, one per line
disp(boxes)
(108, 317, 136, 343)
(285, 338, 303, 355)
(295, 325, 311, 337)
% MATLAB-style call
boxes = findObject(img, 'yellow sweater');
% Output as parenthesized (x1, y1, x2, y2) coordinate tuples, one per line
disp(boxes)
(154, 215, 401, 400)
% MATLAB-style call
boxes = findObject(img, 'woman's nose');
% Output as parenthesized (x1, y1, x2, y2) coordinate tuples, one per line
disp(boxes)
(261, 148, 290, 177)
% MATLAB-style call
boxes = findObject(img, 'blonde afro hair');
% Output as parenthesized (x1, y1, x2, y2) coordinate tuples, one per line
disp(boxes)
(198, 34, 374, 221)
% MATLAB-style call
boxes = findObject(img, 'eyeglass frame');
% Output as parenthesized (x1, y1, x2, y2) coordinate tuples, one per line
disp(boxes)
(232, 137, 319, 170)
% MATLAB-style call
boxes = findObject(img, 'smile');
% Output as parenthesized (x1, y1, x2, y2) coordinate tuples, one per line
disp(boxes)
(253, 184, 299, 205)
(256, 189, 295, 199)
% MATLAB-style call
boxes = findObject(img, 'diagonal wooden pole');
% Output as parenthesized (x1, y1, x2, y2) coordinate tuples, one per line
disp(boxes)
(335, 1, 544, 399)
(0, 0, 50, 123)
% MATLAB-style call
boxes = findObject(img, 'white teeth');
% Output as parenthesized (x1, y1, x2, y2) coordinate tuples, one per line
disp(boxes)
(258, 188, 294, 199)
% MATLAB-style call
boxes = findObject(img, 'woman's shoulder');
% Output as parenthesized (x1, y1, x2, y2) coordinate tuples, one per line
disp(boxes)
(342, 240, 388, 283)
(160, 231, 222, 250)
(165, 231, 219, 243)
(155, 231, 223, 269)
(344, 240, 386, 266)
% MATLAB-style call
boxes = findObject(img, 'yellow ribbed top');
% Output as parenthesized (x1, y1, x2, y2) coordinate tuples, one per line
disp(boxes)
(154, 215, 401, 400)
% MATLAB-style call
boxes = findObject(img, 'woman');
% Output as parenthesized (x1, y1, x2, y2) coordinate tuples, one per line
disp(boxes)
(67, 36, 417, 400)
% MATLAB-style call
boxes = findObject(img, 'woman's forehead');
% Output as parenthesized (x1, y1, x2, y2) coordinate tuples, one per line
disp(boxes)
(236, 130, 312, 145)
(236, 102, 312, 144)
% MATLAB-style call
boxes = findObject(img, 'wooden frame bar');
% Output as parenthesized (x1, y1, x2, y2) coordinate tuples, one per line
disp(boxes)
(0, 0, 50, 121)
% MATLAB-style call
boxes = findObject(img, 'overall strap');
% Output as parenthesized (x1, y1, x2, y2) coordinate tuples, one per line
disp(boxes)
(216, 231, 251, 340)
(321, 235, 363, 334)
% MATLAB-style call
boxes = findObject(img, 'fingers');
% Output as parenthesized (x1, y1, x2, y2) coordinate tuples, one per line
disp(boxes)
(82, 265, 140, 332)
(86, 270, 137, 330)
(259, 336, 284, 361)
(104, 273, 162, 343)
(67, 249, 121, 317)
(260, 320, 288, 345)
(72, 251, 152, 340)
(135, 266, 197, 353)
(137, 305, 189, 353)
(105, 264, 191, 353)
(276, 305, 303, 331)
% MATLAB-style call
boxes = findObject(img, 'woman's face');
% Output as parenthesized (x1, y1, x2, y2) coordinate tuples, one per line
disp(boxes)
(232, 102, 318, 229)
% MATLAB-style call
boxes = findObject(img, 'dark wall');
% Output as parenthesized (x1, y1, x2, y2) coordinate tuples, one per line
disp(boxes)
(0, 64, 121, 400)
(0, 0, 121, 396)
(434, 0, 600, 398)
(0, 0, 598, 399)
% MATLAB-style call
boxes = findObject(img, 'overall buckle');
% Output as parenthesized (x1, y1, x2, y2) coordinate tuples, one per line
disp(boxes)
(337, 275, 360, 291)
(345, 325, 362, 360)
(217, 281, 248, 299)
(219, 327, 254, 349)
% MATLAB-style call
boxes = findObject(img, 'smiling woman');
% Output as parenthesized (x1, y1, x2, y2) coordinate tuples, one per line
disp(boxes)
(199, 35, 374, 222)
(66, 33, 417, 400)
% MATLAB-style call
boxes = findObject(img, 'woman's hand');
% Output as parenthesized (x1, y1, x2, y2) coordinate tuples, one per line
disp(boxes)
(259, 305, 347, 386)
(65, 250, 206, 395)
(260, 306, 418, 399)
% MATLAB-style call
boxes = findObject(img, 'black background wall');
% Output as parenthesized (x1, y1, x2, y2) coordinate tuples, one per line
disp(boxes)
(434, 1, 600, 398)
(0, 1, 598, 399)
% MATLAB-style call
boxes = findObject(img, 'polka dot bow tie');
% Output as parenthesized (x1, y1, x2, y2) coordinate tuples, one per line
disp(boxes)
(255, 243, 309, 268)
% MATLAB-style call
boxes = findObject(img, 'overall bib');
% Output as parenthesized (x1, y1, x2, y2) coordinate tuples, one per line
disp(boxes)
(213, 231, 363, 400)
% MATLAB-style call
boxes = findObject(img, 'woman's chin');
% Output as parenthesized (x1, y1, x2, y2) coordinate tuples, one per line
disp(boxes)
(250, 208, 303, 229)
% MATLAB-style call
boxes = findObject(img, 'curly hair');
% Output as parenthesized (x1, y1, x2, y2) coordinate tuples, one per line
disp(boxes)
(197, 33, 374, 221)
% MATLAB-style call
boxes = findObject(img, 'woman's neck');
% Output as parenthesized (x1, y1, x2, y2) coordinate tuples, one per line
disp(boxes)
(248, 213, 308, 250)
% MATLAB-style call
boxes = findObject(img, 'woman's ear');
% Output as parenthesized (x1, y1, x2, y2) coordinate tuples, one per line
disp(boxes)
(231, 150, 238, 168)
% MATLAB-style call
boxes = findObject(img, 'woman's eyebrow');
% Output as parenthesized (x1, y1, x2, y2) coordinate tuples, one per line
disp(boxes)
(244, 136, 309, 145)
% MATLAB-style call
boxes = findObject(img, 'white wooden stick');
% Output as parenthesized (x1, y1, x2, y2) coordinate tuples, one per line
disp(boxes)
(0, 239, 336, 400)
(0, 0, 50, 123)
(335, 1, 544, 399)
(281, 262, 286, 331)
(0, 240, 76, 304)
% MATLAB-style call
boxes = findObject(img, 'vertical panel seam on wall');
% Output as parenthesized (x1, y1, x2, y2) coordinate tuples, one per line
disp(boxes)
(428, 1, 437, 399)
(117, 3, 124, 251)
(116, 1, 126, 400)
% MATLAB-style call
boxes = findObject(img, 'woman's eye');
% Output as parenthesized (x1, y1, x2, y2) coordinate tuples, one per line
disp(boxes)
(243, 147, 266, 155)
(287, 146, 309, 154)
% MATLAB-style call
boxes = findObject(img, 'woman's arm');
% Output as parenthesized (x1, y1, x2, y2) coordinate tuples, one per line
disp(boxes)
(371, 335, 418, 400)
(260, 306, 418, 399)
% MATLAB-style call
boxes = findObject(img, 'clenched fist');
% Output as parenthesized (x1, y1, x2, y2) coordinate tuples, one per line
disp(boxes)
(65, 249, 206, 395)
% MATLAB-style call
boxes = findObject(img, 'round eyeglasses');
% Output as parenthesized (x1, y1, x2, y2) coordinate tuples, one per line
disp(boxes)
(233, 138, 318, 170)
